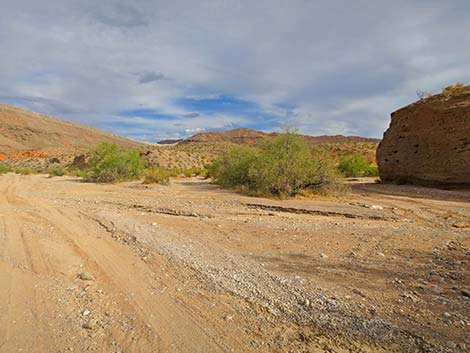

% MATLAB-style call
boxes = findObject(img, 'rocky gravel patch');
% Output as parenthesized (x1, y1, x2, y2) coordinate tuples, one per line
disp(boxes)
(93, 210, 450, 353)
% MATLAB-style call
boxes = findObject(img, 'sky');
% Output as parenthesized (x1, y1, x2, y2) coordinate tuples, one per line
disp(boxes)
(1, 0, 469, 142)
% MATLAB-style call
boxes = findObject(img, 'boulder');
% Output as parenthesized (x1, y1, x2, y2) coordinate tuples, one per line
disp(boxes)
(377, 86, 470, 187)
(71, 154, 88, 169)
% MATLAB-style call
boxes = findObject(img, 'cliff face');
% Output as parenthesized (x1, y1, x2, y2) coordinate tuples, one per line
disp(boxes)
(377, 87, 470, 186)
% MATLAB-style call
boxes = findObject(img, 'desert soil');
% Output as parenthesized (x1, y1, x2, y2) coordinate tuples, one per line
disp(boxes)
(0, 174, 469, 353)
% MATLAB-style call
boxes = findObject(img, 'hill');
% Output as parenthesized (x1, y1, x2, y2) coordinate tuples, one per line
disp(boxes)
(184, 128, 270, 145)
(0, 104, 380, 170)
(0, 103, 144, 156)
(184, 128, 380, 145)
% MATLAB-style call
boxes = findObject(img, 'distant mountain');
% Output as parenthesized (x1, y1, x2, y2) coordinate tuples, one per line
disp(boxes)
(184, 128, 380, 145)
(185, 128, 270, 145)
(157, 139, 183, 145)
(0, 103, 145, 155)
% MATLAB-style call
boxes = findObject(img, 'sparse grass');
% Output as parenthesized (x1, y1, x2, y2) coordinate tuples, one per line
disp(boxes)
(337, 154, 379, 177)
(208, 132, 338, 197)
(0, 164, 12, 174)
(83, 143, 146, 183)
(442, 83, 466, 97)
(143, 167, 170, 185)
(14, 167, 35, 175)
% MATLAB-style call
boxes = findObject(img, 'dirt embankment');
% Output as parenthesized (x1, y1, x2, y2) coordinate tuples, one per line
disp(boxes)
(0, 174, 468, 352)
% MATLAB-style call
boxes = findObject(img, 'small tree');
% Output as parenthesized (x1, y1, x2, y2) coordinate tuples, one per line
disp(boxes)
(84, 143, 146, 183)
(416, 90, 433, 100)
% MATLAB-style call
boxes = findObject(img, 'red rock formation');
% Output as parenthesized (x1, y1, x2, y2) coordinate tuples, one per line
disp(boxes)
(377, 86, 470, 186)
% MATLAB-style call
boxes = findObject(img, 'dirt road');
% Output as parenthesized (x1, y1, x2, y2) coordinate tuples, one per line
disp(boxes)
(0, 174, 469, 352)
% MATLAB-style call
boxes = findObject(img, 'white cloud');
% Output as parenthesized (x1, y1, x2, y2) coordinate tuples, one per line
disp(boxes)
(0, 0, 470, 140)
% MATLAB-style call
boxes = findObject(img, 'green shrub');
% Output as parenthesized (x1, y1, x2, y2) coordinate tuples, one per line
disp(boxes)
(0, 165, 12, 174)
(182, 169, 193, 178)
(143, 167, 170, 185)
(337, 154, 379, 177)
(208, 133, 337, 197)
(83, 143, 146, 183)
(207, 144, 259, 188)
(48, 166, 66, 177)
(66, 166, 81, 177)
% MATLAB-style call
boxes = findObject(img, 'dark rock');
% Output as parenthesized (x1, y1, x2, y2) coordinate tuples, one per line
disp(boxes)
(71, 154, 88, 169)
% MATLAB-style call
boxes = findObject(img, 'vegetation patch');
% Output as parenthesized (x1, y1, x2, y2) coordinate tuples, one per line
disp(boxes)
(83, 143, 146, 183)
(0, 164, 12, 174)
(14, 167, 35, 175)
(337, 154, 378, 177)
(207, 132, 338, 197)
(143, 167, 171, 185)
(48, 166, 66, 177)
(442, 83, 466, 97)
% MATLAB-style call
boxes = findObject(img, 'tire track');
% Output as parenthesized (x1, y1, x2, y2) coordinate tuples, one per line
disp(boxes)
(1, 174, 231, 353)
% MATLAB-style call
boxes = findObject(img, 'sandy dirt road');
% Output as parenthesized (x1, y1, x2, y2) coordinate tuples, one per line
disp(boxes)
(0, 173, 469, 352)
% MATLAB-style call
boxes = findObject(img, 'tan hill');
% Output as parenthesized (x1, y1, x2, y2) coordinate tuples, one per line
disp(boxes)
(0, 103, 144, 156)
(185, 128, 380, 145)
(184, 128, 270, 145)
(0, 104, 379, 170)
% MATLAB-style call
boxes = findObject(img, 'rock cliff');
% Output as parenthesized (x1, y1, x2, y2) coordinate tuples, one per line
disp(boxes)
(377, 85, 470, 186)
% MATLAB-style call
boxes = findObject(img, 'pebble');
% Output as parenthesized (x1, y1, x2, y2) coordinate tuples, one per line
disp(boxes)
(352, 288, 366, 297)
(452, 222, 470, 229)
(82, 321, 97, 330)
(461, 289, 470, 298)
(78, 272, 94, 281)
(320, 253, 328, 259)
(447, 341, 457, 349)
(427, 284, 444, 295)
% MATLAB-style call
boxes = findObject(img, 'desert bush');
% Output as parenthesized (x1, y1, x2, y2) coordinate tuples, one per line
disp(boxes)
(442, 83, 466, 97)
(337, 154, 378, 177)
(48, 166, 66, 177)
(143, 167, 170, 185)
(208, 132, 337, 197)
(0, 164, 12, 174)
(84, 143, 146, 183)
(14, 167, 35, 175)
(180, 167, 206, 177)
(66, 166, 82, 177)
(207, 144, 259, 188)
